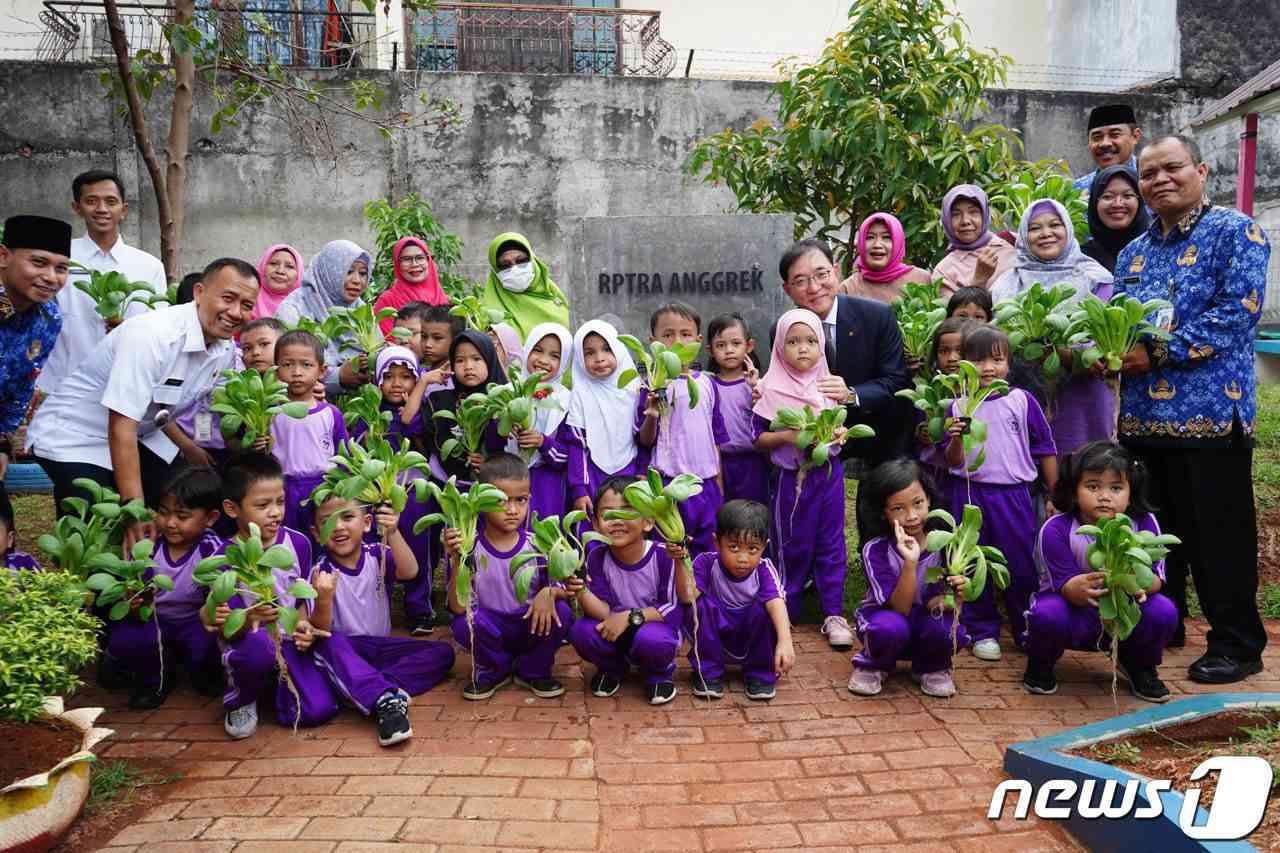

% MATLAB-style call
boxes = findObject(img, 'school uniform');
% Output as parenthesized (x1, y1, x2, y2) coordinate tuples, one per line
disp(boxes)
(943, 388, 1057, 646)
(4, 551, 40, 572)
(521, 424, 571, 526)
(570, 541, 681, 686)
(853, 536, 960, 675)
(310, 543, 454, 713)
(448, 527, 573, 685)
(1025, 512, 1178, 669)
(685, 552, 784, 686)
(271, 401, 347, 545)
(564, 425, 647, 510)
(711, 376, 770, 506)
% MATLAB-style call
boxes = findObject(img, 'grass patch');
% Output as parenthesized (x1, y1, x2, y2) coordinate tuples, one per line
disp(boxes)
(1089, 740, 1142, 764)
(86, 760, 179, 816)
(11, 492, 55, 564)
(1255, 384, 1280, 510)
(1262, 584, 1280, 619)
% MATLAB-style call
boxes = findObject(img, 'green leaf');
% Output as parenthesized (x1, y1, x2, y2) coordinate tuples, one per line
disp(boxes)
(222, 608, 248, 638)
(278, 606, 300, 636)
(108, 600, 130, 621)
(151, 574, 175, 591)
(287, 579, 317, 600)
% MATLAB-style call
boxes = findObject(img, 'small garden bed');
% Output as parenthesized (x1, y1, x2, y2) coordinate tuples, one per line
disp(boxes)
(1, 718, 82, 787)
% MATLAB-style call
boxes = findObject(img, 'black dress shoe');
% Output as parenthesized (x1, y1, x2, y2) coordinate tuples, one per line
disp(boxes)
(1188, 654, 1263, 684)
(1168, 622, 1186, 648)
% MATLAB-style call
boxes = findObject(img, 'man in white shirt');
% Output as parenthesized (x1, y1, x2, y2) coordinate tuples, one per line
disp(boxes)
(31, 258, 259, 547)
(36, 169, 168, 396)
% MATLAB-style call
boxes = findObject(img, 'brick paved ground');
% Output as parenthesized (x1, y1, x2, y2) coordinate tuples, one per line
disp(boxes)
(80, 618, 1280, 852)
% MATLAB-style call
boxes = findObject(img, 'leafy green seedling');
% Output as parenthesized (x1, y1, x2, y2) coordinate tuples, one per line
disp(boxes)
(484, 364, 563, 463)
(990, 169, 1090, 244)
(83, 538, 174, 691)
(616, 336, 702, 416)
(339, 383, 394, 444)
(896, 371, 959, 445)
(37, 478, 152, 581)
(1066, 294, 1173, 374)
(925, 504, 1010, 655)
(449, 292, 507, 332)
(434, 392, 496, 463)
(769, 405, 873, 471)
(508, 511, 611, 604)
(893, 280, 947, 370)
(210, 367, 309, 450)
(992, 281, 1077, 380)
(326, 302, 402, 360)
(73, 270, 158, 323)
(948, 359, 1010, 473)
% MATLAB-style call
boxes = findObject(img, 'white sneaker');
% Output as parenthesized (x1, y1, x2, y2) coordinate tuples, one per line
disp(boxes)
(822, 615, 854, 650)
(919, 671, 956, 698)
(224, 702, 258, 740)
(848, 668, 883, 696)
(972, 638, 1002, 661)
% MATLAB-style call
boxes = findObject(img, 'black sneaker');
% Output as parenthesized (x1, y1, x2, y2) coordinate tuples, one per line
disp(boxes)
(462, 674, 512, 701)
(374, 690, 412, 746)
(1168, 621, 1186, 648)
(127, 684, 170, 711)
(410, 616, 435, 636)
(1118, 662, 1171, 704)
(95, 653, 131, 691)
(1022, 659, 1058, 695)
(514, 675, 566, 698)
(691, 675, 725, 700)
(590, 672, 621, 698)
(745, 678, 776, 701)
(647, 681, 677, 705)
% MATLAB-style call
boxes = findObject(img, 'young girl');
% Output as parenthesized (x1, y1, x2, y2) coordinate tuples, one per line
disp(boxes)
(565, 320, 645, 518)
(510, 322, 573, 525)
(942, 325, 1058, 661)
(707, 313, 769, 506)
(490, 322, 524, 370)
(946, 287, 993, 323)
(752, 309, 852, 648)
(270, 330, 348, 547)
(422, 330, 508, 484)
(913, 318, 970, 467)
(850, 460, 967, 697)
(1024, 442, 1177, 702)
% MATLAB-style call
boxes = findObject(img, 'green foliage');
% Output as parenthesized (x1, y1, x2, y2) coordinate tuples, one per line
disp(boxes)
(192, 522, 316, 640)
(509, 512, 610, 603)
(434, 392, 497, 462)
(949, 360, 1009, 472)
(685, 0, 1055, 264)
(363, 194, 468, 300)
(412, 478, 508, 606)
(327, 302, 401, 360)
(1090, 740, 1142, 765)
(988, 169, 1090, 243)
(992, 282, 1077, 381)
(1078, 514, 1180, 643)
(896, 371, 956, 445)
(37, 479, 151, 580)
(603, 469, 703, 555)
(485, 365, 564, 463)
(1067, 295, 1173, 373)
(924, 505, 1010, 608)
(86, 760, 180, 816)
(0, 569, 101, 723)
(73, 270, 158, 322)
(82, 538, 174, 623)
(1262, 584, 1280, 620)
(616, 337, 702, 414)
(449, 292, 507, 332)
(309, 436, 429, 543)
(339, 384, 393, 444)
(893, 281, 947, 369)
(210, 367, 309, 450)
(769, 405, 873, 469)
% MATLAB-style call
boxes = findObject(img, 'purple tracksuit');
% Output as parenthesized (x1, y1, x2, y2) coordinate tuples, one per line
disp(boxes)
(711, 376, 771, 506)
(448, 527, 572, 684)
(853, 536, 960, 676)
(570, 541, 681, 686)
(752, 414, 847, 621)
(943, 388, 1056, 646)
(309, 544, 454, 712)
(5, 550, 40, 572)
(106, 530, 225, 690)
(635, 372, 723, 557)
(507, 396, 571, 527)
(1025, 512, 1177, 668)
(216, 526, 339, 727)
(272, 401, 347, 548)
(685, 552, 784, 685)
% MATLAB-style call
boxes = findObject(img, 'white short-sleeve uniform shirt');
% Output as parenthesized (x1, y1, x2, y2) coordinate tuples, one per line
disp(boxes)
(29, 301, 235, 469)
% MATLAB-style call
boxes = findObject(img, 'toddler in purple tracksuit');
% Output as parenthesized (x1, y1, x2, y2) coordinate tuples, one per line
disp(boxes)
(1024, 441, 1178, 703)
(308, 495, 456, 746)
(445, 453, 575, 701)
(706, 313, 770, 506)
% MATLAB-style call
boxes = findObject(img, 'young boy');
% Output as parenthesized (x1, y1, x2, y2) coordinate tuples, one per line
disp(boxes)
(0, 496, 40, 573)
(202, 453, 338, 739)
(391, 302, 426, 362)
(444, 454, 575, 700)
(308, 495, 456, 746)
(568, 476, 682, 705)
(676, 500, 795, 701)
(635, 302, 723, 557)
(420, 304, 461, 380)
(107, 467, 227, 709)
(239, 317, 286, 374)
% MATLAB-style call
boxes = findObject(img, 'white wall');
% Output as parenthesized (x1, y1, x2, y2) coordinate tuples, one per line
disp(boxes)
(1, 0, 50, 59)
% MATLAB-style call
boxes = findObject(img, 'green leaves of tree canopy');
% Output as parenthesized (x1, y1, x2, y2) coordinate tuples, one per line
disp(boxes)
(211, 366, 309, 450)
(1078, 514, 1180, 643)
(992, 282, 1077, 381)
(924, 504, 1010, 609)
(617, 337, 702, 414)
(1066, 294, 1173, 373)
(508, 512, 611, 604)
(73, 270, 160, 322)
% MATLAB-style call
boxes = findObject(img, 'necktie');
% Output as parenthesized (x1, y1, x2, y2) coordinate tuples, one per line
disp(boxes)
(824, 321, 837, 367)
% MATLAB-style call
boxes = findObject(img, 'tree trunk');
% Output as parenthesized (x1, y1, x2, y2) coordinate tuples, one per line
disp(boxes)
(103, 0, 176, 280)
(164, 0, 196, 281)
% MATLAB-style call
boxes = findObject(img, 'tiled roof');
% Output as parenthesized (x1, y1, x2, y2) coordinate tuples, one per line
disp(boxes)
(1193, 56, 1280, 125)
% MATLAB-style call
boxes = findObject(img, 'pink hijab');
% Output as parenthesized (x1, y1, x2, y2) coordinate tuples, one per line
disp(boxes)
(251, 244, 303, 321)
(491, 322, 524, 369)
(855, 212, 914, 284)
(374, 236, 447, 335)
(752, 309, 835, 421)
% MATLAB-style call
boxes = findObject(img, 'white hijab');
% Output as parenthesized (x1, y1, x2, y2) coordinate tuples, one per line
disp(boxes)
(510, 322, 574, 463)
(566, 320, 639, 475)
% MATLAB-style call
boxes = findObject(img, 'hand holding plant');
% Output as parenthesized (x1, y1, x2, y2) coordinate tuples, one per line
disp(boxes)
(211, 367, 310, 450)
(73, 269, 159, 325)
(434, 392, 496, 463)
(992, 281, 1076, 380)
(1066, 294, 1173, 374)
(893, 281, 947, 370)
(616, 336, 702, 414)
(339, 383, 393, 444)
(485, 364, 563, 463)
(508, 511, 610, 604)
(37, 478, 151, 577)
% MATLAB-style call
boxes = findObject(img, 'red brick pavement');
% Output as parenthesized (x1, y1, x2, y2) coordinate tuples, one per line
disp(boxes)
(80, 618, 1280, 852)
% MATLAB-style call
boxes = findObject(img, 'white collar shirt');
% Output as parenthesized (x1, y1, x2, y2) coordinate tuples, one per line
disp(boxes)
(35, 234, 167, 395)
(822, 298, 839, 353)
(29, 302, 235, 468)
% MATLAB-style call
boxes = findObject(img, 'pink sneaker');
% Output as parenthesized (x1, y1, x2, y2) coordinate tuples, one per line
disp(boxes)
(919, 671, 956, 698)
(847, 668, 884, 696)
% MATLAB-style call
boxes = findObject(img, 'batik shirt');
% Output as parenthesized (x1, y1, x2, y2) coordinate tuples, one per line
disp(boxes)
(1115, 204, 1271, 445)
(0, 284, 60, 435)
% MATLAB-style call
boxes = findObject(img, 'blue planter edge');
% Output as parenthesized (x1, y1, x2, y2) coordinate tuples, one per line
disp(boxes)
(1002, 693, 1280, 853)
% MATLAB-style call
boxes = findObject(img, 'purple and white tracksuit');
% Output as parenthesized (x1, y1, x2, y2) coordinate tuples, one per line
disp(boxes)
(711, 375, 771, 506)
(684, 552, 784, 685)
(271, 401, 348, 549)
(852, 536, 959, 676)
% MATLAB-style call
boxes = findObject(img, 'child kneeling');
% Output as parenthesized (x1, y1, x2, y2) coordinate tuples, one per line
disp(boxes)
(1023, 442, 1177, 703)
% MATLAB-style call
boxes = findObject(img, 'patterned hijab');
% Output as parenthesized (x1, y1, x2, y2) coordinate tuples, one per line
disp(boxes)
(283, 239, 372, 320)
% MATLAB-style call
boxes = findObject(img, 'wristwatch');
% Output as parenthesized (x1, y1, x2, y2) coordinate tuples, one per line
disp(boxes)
(628, 608, 645, 628)
(845, 386, 860, 407)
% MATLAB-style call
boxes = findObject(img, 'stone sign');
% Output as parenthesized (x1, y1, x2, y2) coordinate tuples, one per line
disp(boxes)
(568, 214, 796, 367)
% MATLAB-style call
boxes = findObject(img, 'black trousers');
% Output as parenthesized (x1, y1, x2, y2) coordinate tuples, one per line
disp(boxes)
(35, 444, 179, 517)
(1126, 439, 1266, 661)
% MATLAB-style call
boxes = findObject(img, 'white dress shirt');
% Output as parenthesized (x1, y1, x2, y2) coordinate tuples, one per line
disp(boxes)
(29, 302, 235, 469)
(823, 298, 839, 356)
(36, 234, 167, 395)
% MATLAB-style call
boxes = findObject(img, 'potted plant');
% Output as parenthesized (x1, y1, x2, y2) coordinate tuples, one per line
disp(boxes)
(0, 569, 112, 852)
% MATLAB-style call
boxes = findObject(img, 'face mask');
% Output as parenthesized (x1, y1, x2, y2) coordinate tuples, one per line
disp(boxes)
(498, 262, 535, 293)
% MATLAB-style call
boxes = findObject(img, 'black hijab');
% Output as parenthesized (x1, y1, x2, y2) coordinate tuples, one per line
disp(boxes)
(423, 329, 505, 480)
(1082, 165, 1151, 272)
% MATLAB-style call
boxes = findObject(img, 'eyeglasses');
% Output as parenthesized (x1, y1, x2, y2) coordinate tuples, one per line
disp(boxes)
(787, 267, 835, 291)
(400, 254, 429, 267)
(1099, 192, 1139, 204)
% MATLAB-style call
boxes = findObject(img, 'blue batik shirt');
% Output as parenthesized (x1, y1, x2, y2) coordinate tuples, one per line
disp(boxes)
(1073, 154, 1139, 194)
(1114, 203, 1271, 445)
(0, 283, 61, 435)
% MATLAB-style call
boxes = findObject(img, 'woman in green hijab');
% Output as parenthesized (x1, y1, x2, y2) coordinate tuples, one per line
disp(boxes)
(480, 232, 570, 339)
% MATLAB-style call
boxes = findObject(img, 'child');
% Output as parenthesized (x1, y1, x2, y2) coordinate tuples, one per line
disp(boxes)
(849, 460, 968, 698)
(564, 320, 645, 518)
(420, 304, 460, 380)
(240, 317, 286, 374)
(444, 454, 575, 700)
(490, 322, 524, 370)
(270, 330, 348, 546)
(0, 496, 39, 572)
(106, 467, 227, 709)
(707, 313, 769, 506)
(677, 500, 794, 701)
(942, 325, 1058, 661)
(390, 301, 426, 361)
(422, 330, 508, 483)
(510, 322, 573, 525)
(752, 309, 852, 649)
(1024, 441, 1177, 702)
(568, 476, 682, 705)
(636, 303, 722, 557)
(913, 318, 970, 463)
(946, 287, 993, 323)
(308, 496, 456, 745)
(203, 453, 338, 739)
